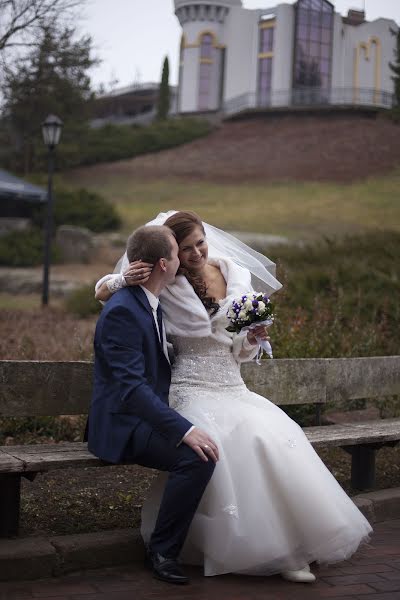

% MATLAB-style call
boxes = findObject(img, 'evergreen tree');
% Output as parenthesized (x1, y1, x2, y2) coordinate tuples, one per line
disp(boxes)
(157, 56, 170, 121)
(389, 27, 400, 107)
(2, 25, 97, 173)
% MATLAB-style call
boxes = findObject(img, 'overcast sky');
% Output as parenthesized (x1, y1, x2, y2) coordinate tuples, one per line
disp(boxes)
(83, 0, 400, 91)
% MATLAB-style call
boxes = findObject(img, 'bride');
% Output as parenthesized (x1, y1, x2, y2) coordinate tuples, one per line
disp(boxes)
(95, 210, 372, 582)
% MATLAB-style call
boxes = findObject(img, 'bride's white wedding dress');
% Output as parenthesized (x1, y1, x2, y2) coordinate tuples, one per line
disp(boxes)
(140, 257, 372, 576)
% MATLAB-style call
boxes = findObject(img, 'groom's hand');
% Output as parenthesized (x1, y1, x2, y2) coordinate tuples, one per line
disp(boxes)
(183, 428, 219, 463)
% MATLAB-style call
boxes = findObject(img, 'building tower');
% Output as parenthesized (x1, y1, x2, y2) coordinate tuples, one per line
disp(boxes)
(174, 0, 242, 113)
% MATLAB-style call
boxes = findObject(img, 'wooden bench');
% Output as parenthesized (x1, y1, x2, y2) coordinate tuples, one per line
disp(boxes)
(0, 357, 399, 538)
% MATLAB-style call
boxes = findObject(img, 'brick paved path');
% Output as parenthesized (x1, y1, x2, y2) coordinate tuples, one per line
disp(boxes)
(1, 520, 399, 600)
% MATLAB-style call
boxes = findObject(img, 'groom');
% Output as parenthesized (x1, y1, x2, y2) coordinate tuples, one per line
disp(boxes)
(87, 225, 218, 585)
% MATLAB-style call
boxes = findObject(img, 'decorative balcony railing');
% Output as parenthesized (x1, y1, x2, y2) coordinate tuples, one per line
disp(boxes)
(223, 87, 395, 116)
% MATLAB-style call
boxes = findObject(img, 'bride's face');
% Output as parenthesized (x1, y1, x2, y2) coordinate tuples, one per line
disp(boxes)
(178, 225, 208, 272)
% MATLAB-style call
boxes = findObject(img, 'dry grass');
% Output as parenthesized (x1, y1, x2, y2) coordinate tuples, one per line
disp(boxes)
(61, 171, 400, 240)
(0, 307, 95, 361)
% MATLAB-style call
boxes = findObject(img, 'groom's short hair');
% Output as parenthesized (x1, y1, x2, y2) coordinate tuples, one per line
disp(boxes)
(126, 225, 175, 264)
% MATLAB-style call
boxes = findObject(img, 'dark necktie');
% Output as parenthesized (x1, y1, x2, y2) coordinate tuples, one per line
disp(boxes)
(156, 304, 170, 363)
(156, 304, 163, 345)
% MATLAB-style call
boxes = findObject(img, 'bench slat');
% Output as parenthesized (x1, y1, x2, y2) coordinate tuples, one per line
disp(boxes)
(1, 418, 399, 474)
(243, 356, 400, 406)
(1, 443, 102, 472)
(243, 358, 329, 405)
(304, 418, 400, 447)
(0, 449, 24, 474)
(1, 357, 399, 415)
(0, 361, 93, 417)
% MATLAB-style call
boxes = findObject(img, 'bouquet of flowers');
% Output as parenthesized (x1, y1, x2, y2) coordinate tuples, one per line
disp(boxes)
(226, 292, 275, 361)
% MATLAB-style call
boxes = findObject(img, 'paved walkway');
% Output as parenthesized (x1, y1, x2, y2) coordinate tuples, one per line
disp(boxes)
(1, 520, 399, 600)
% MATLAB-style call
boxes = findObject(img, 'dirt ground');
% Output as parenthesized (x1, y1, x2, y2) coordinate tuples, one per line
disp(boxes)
(72, 114, 400, 185)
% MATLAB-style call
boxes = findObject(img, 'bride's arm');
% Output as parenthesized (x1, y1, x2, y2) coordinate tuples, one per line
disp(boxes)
(95, 274, 121, 302)
(232, 332, 259, 363)
(95, 261, 153, 302)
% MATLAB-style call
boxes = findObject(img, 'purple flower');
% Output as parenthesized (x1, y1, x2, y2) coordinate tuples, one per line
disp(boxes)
(252, 300, 259, 307)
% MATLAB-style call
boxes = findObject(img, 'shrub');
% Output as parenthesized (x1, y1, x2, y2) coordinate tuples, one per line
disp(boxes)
(1, 117, 213, 172)
(64, 117, 213, 168)
(268, 230, 400, 359)
(33, 188, 121, 233)
(0, 415, 86, 444)
(0, 227, 60, 267)
(388, 107, 400, 123)
(65, 282, 102, 318)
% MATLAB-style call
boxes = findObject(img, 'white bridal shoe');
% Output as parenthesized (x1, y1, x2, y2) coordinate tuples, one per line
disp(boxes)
(280, 565, 316, 583)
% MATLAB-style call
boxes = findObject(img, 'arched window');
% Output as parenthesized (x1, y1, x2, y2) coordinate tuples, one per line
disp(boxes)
(198, 33, 214, 110)
(258, 19, 275, 106)
(294, 0, 334, 91)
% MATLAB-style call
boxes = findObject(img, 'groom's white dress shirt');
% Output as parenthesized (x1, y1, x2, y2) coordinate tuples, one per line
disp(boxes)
(139, 286, 170, 364)
(140, 286, 195, 444)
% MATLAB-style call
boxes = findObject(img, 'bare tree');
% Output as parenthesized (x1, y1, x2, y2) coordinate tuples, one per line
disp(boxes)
(0, 0, 80, 53)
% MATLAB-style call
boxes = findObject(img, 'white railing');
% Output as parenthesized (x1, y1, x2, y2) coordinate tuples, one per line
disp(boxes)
(223, 87, 395, 116)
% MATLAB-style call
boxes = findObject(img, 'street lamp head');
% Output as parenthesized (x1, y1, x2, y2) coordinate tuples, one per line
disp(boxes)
(41, 114, 63, 148)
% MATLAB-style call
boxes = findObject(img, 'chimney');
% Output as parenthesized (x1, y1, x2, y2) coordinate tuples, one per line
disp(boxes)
(343, 9, 366, 26)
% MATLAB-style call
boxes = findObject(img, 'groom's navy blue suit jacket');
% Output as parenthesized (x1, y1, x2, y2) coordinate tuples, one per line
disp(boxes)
(87, 286, 193, 464)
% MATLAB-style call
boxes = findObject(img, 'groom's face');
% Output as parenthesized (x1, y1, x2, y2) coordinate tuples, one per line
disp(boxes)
(164, 235, 180, 283)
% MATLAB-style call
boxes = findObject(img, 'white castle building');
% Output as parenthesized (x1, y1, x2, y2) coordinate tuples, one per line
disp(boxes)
(174, 0, 398, 115)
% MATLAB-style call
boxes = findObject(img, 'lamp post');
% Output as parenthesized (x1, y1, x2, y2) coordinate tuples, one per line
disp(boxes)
(41, 114, 63, 306)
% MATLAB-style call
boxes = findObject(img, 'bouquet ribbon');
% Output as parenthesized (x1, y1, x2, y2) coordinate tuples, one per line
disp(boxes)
(243, 319, 274, 364)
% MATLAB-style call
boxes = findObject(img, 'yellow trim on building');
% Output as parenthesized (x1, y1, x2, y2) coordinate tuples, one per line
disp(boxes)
(258, 18, 275, 58)
(353, 36, 382, 103)
(183, 30, 225, 50)
(200, 58, 213, 64)
(196, 29, 218, 46)
(259, 20, 276, 29)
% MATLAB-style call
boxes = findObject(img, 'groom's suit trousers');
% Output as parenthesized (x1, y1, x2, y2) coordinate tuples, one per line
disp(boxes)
(126, 429, 215, 558)
(88, 286, 215, 559)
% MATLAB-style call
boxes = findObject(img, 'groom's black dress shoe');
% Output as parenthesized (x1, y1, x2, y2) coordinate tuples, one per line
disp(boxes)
(146, 550, 189, 585)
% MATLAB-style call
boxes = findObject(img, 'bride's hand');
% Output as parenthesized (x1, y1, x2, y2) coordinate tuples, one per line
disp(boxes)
(247, 325, 271, 346)
(123, 261, 153, 286)
(183, 428, 219, 463)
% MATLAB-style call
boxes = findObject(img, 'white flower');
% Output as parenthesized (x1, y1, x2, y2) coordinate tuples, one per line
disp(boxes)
(238, 310, 247, 320)
(244, 299, 253, 309)
(257, 301, 266, 312)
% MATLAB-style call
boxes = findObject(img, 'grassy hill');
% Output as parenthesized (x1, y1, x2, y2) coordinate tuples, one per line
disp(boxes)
(68, 113, 400, 185)
(62, 113, 400, 241)
(62, 170, 400, 241)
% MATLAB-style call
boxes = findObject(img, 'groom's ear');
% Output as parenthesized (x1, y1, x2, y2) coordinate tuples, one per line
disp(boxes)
(159, 258, 167, 272)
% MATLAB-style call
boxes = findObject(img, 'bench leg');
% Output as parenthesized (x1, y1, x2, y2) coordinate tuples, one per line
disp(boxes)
(349, 446, 376, 491)
(0, 473, 21, 537)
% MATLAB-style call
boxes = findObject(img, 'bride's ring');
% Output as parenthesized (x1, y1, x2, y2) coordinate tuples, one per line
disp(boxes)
(203, 445, 209, 450)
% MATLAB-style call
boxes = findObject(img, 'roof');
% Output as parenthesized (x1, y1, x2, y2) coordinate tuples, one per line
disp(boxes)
(0, 169, 46, 203)
(97, 82, 177, 100)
